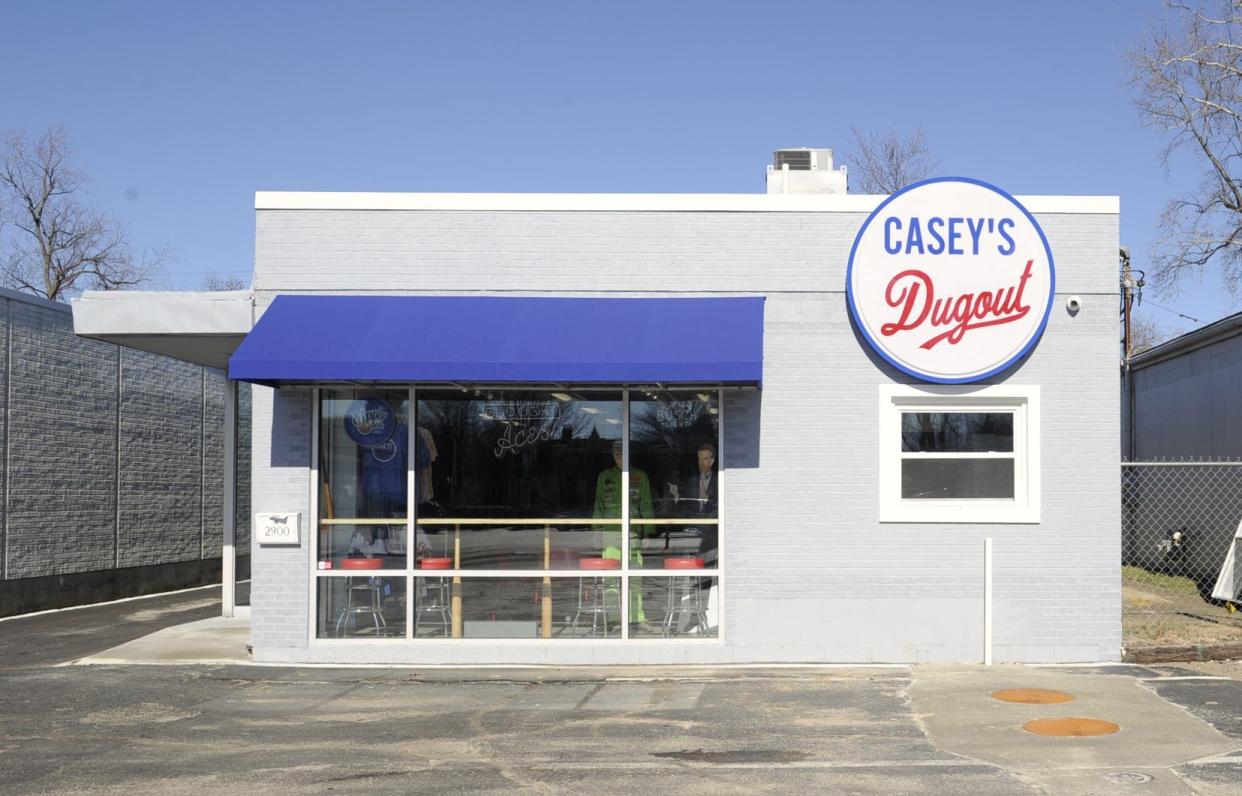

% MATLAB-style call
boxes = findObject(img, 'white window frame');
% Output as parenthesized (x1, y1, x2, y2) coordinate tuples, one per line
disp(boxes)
(878, 384, 1040, 523)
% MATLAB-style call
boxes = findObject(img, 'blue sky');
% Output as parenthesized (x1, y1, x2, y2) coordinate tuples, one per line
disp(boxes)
(0, 1, 1225, 335)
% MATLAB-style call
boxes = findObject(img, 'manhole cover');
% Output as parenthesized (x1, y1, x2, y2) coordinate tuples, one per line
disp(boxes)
(1103, 772, 1153, 784)
(1023, 717, 1120, 737)
(992, 688, 1074, 704)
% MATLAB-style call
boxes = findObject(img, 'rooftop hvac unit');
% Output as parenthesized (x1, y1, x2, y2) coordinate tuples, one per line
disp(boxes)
(766, 148, 848, 194)
(773, 149, 817, 171)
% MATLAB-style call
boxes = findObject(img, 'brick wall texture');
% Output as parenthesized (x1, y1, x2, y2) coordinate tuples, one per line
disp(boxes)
(0, 290, 251, 584)
(250, 204, 1119, 664)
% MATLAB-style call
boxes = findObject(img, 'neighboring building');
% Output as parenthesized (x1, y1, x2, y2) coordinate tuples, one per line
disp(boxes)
(0, 288, 252, 617)
(74, 154, 1121, 664)
(1123, 312, 1242, 461)
(1122, 313, 1242, 589)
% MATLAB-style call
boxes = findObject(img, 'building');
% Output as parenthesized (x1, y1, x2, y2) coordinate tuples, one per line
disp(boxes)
(1123, 312, 1242, 461)
(0, 287, 251, 617)
(74, 154, 1121, 663)
(1122, 313, 1242, 595)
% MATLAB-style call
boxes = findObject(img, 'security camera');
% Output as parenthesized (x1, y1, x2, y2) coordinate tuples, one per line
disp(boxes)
(1066, 296, 1082, 314)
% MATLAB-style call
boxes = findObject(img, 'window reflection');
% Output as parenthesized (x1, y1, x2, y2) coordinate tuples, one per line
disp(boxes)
(416, 390, 622, 520)
(629, 576, 719, 638)
(629, 390, 719, 568)
(901, 412, 1014, 453)
(319, 390, 410, 569)
(317, 576, 406, 639)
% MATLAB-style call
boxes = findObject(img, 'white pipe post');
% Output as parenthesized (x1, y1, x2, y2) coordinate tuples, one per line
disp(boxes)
(222, 379, 237, 618)
(984, 537, 993, 666)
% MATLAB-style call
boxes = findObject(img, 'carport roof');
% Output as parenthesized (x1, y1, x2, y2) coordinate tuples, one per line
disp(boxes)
(71, 289, 253, 370)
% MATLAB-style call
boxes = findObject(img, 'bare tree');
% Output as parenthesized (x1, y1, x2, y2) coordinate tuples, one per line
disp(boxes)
(1129, 315, 1170, 355)
(844, 126, 939, 194)
(202, 273, 249, 291)
(0, 128, 166, 301)
(1129, 1, 1242, 295)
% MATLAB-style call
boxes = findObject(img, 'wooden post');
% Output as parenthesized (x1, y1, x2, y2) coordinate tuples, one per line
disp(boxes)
(542, 525, 552, 638)
(452, 524, 463, 638)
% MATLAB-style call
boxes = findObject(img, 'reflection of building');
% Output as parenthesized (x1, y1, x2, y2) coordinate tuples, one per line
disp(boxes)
(72, 155, 1121, 663)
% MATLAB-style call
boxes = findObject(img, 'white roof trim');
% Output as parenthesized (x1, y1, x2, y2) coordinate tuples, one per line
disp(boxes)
(255, 191, 1119, 215)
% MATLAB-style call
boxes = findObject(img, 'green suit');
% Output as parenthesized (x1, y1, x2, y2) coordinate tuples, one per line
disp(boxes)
(593, 465, 653, 623)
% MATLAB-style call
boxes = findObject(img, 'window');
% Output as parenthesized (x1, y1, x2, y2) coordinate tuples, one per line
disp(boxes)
(311, 387, 722, 641)
(878, 385, 1039, 523)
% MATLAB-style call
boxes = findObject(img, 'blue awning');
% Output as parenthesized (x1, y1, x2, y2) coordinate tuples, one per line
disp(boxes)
(228, 295, 764, 385)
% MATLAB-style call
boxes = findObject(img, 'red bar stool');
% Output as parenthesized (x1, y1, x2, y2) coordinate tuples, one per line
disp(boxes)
(416, 556, 453, 637)
(662, 556, 707, 638)
(572, 557, 621, 637)
(335, 558, 387, 637)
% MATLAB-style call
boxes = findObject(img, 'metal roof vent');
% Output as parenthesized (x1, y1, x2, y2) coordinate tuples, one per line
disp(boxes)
(774, 149, 815, 171)
(766, 148, 848, 194)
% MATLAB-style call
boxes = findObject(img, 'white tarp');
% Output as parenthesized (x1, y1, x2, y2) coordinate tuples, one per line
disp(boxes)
(1210, 517, 1242, 602)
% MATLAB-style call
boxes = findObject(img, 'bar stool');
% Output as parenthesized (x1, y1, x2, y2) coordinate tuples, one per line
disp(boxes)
(572, 557, 621, 637)
(336, 558, 386, 637)
(416, 556, 453, 636)
(662, 556, 708, 638)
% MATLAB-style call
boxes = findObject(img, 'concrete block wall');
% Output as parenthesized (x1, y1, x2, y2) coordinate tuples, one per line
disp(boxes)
(250, 201, 1119, 664)
(0, 289, 252, 615)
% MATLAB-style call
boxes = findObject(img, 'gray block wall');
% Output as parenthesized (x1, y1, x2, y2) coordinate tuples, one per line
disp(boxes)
(249, 203, 1119, 664)
(0, 289, 251, 615)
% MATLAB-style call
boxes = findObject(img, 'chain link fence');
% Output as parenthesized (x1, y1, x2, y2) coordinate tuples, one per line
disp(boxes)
(1122, 462, 1242, 652)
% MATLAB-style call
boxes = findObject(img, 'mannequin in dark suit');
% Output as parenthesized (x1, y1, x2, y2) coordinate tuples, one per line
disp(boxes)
(671, 442, 718, 560)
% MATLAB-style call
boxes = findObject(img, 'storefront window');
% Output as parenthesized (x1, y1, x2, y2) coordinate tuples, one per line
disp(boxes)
(628, 390, 720, 568)
(628, 576, 719, 638)
(317, 576, 406, 639)
(416, 389, 623, 570)
(318, 389, 410, 570)
(313, 387, 724, 641)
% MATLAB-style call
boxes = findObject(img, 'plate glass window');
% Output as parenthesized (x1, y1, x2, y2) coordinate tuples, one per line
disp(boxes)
(312, 387, 725, 641)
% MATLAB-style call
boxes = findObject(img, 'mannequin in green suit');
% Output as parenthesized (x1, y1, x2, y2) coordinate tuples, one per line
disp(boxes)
(593, 440, 653, 624)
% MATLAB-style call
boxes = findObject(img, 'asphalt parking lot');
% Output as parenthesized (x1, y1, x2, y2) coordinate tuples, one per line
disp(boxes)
(1, 589, 1241, 795)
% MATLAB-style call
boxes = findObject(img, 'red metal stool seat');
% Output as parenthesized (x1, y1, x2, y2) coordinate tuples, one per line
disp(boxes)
(340, 557, 384, 570)
(572, 557, 621, 636)
(662, 558, 708, 637)
(579, 557, 622, 570)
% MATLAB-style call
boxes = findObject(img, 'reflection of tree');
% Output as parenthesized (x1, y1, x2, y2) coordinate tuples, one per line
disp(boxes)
(901, 413, 1011, 452)
(631, 398, 712, 452)
(416, 392, 613, 517)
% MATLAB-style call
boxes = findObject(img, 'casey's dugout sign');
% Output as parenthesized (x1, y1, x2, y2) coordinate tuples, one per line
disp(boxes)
(846, 177, 1055, 383)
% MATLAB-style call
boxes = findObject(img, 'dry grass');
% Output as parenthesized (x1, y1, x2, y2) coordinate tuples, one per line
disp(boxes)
(1123, 566, 1242, 648)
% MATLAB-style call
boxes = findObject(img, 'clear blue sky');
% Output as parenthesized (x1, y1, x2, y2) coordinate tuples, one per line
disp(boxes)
(0, 0, 1225, 336)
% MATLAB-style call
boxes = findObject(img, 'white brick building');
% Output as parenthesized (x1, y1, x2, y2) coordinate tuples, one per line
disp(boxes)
(75, 168, 1121, 664)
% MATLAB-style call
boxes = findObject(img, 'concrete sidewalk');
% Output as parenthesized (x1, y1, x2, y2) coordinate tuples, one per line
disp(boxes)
(74, 610, 252, 666)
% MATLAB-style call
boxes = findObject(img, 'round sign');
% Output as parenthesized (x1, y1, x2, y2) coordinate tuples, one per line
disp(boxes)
(343, 398, 396, 447)
(846, 177, 1055, 383)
